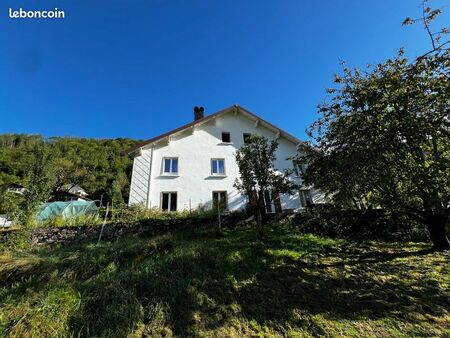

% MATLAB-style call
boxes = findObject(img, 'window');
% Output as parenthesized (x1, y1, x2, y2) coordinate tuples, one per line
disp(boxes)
(212, 191, 227, 210)
(221, 132, 231, 143)
(163, 157, 178, 174)
(211, 158, 225, 175)
(161, 192, 177, 211)
(243, 133, 251, 144)
(299, 189, 313, 207)
(264, 190, 276, 213)
(293, 161, 305, 176)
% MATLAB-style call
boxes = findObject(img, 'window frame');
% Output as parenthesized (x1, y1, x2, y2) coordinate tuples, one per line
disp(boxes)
(292, 160, 306, 177)
(162, 157, 179, 175)
(211, 158, 226, 176)
(263, 190, 276, 214)
(161, 191, 178, 212)
(243, 133, 251, 144)
(212, 191, 228, 211)
(299, 189, 313, 208)
(221, 132, 231, 143)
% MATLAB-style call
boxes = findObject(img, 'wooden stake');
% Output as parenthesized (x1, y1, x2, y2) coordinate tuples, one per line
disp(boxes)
(97, 203, 110, 244)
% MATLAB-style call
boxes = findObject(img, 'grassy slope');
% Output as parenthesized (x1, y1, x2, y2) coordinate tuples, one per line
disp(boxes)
(0, 225, 449, 337)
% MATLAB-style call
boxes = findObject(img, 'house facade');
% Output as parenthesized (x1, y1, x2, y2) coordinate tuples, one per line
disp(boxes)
(127, 105, 323, 212)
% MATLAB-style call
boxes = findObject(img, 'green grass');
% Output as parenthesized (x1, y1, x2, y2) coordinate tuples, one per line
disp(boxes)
(1, 224, 449, 337)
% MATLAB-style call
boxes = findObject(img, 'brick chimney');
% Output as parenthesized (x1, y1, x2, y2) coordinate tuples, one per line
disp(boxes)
(194, 106, 204, 121)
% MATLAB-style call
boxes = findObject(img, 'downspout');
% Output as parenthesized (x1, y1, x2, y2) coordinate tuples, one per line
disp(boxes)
(146, 145, 154, 209)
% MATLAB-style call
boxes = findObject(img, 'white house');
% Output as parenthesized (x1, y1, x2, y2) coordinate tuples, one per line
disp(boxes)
(127, 105, 323, 212)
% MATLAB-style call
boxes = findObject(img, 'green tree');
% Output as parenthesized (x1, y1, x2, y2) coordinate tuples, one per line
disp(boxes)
(298, 2, 450, 250)
(21, 143, 56, 224)
(53, 157, 88, 193)
(234, 134, 296, 239)
(0, 188, 23, 217)
(0, 134, 138, 207)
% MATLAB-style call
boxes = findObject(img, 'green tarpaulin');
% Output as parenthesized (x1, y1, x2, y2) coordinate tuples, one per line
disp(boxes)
(37, 201, 98, 222)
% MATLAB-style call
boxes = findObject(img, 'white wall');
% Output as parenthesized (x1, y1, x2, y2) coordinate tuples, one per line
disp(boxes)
(128, 150, 152, 206)
(129, 112, 304, 211)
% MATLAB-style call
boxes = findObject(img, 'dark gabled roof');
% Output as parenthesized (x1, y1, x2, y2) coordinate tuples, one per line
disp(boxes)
(7, 183, 25, 189)
(53, 190, 89, 200)
(126, 104, 304, 154)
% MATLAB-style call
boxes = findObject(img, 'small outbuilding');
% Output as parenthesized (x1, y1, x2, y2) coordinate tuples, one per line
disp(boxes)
(54, 184, 90, 201)
(6, 183, 27, 195)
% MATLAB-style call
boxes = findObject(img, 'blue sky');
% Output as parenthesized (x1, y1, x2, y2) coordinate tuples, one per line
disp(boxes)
(0, 0, 449, 141)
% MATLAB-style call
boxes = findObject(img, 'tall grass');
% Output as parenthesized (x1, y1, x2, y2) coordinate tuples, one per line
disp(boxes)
(39, 214, 102, 228)
(109, 204, 217, 223)
(1, 224, 449, 337)
(21, 203, 220, 229)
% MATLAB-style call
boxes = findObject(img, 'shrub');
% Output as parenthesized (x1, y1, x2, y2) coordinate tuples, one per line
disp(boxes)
(110, 203, 220, 224)
(0, 229, 32, 253)
(292, 205, 429, 241)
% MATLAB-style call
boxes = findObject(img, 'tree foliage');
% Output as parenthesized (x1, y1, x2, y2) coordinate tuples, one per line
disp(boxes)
(21, 143, 56, 223)
(234, 134, 296, 238)
(0, 134, 138, 215)
(297, 2, 450, 250)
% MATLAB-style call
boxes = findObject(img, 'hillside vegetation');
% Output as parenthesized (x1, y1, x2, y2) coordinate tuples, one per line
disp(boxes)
(0, 134, 138, 213)
(1, 224, 449, 337)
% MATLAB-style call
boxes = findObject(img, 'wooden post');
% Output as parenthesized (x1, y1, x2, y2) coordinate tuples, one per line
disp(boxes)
(97, 203, 110, 244)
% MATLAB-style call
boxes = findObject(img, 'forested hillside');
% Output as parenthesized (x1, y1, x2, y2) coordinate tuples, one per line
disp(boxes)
(0, 134, 138, 209)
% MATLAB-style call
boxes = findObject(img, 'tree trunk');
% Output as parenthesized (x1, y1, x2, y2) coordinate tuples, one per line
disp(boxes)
(255, 191, 266, 240)
(425, 214, 450, 251)
(256, 207, 263, 240)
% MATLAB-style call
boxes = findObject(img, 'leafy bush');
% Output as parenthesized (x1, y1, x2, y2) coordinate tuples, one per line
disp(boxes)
(0, 229, 32, 253)
(111, 204, 190, 222)
(7, 201, 248, 233)
(292, 205, 429, 241)
(110, 203, 224, 224)
(0, 191, 22, 217)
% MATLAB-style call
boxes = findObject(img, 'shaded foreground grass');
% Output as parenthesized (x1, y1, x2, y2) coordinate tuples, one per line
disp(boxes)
(1, 224, 449, 337)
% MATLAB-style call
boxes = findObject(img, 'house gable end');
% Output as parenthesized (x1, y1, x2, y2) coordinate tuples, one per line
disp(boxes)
(127, 105, 303, 156)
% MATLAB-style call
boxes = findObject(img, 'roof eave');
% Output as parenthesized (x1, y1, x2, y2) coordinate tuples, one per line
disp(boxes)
(126, 104, 305, 154)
